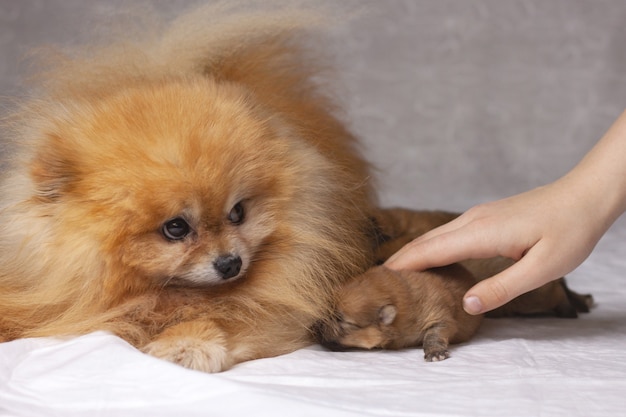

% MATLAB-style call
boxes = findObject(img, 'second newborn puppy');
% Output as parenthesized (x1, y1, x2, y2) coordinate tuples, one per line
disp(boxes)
(317, 265, 482, 361)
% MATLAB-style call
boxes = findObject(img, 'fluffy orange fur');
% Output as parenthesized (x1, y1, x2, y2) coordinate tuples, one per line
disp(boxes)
(0, 4, 376, 372)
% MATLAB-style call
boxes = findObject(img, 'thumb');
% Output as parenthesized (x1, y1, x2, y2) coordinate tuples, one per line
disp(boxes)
(462, 250, 555, 315)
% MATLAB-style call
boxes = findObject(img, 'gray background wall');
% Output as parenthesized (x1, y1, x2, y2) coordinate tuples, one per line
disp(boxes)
(2, 0, 625, 214)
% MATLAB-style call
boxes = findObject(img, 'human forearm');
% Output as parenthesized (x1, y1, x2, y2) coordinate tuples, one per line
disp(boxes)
(565, 109, 626, 231)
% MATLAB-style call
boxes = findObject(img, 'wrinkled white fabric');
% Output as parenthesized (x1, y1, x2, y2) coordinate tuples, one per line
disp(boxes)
(1, 223, 624, 417)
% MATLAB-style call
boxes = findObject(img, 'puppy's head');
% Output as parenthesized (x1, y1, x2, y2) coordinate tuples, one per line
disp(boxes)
(28, 77, 318, 288)
(315, 266, 404, 350)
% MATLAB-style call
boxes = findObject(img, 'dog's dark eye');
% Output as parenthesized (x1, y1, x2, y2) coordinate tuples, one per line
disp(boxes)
(228, 202, 245, 225)
(161, 217, 190, 241)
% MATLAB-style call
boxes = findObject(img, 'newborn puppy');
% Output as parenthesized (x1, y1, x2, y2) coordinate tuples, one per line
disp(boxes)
(316, 265, 483, 361)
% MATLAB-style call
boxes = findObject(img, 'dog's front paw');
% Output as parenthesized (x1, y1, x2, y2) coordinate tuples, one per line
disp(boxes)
(143, 337, 230, 372)
(142, 320, 232, 372)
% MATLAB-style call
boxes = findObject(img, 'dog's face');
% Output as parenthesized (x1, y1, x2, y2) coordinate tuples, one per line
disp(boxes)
(29, 78, 311, 287)
(316, 267, 400, 350)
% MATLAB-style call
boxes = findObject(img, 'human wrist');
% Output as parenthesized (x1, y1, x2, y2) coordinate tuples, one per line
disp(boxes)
(563, 158, 626, 234)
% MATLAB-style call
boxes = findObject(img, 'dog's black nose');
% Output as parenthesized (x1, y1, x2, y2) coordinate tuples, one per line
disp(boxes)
(213, 254, 242, 280)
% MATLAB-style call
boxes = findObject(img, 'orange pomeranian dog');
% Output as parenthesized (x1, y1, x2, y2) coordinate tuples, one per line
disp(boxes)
(0, 4, 377, 372)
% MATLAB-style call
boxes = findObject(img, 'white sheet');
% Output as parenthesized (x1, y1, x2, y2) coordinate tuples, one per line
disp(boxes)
(1, 220, 625, 417)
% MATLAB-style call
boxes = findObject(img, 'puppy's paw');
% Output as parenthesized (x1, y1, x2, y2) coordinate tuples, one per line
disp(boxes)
(424, 349, 450, 362)
(142, 320, 232, 373)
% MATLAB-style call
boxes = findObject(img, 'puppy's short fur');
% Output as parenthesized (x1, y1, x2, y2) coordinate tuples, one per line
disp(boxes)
(316, 265, 483, 361)
(0, 4, 377, 372)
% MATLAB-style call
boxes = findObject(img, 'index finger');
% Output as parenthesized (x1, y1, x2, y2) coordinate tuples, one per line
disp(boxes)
(384, 223, 503, 271)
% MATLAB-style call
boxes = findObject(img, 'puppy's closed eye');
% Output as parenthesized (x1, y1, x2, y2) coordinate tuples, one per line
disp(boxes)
(340, 320, 361, 332)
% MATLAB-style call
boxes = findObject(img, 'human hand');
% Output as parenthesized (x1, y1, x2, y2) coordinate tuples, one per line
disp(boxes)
(384, 178, 608, 315)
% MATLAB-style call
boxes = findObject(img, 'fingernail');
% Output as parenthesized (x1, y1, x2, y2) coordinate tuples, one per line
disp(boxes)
(463, 296, 483, 315)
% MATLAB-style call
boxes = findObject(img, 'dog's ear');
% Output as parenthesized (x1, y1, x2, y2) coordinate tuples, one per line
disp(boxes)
(378, 304, 397, 326)
(29, 134, 79, 202)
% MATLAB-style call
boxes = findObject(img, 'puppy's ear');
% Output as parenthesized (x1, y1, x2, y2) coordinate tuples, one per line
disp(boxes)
(29, 134, 78, 202)
(379, 304, 397, 326)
